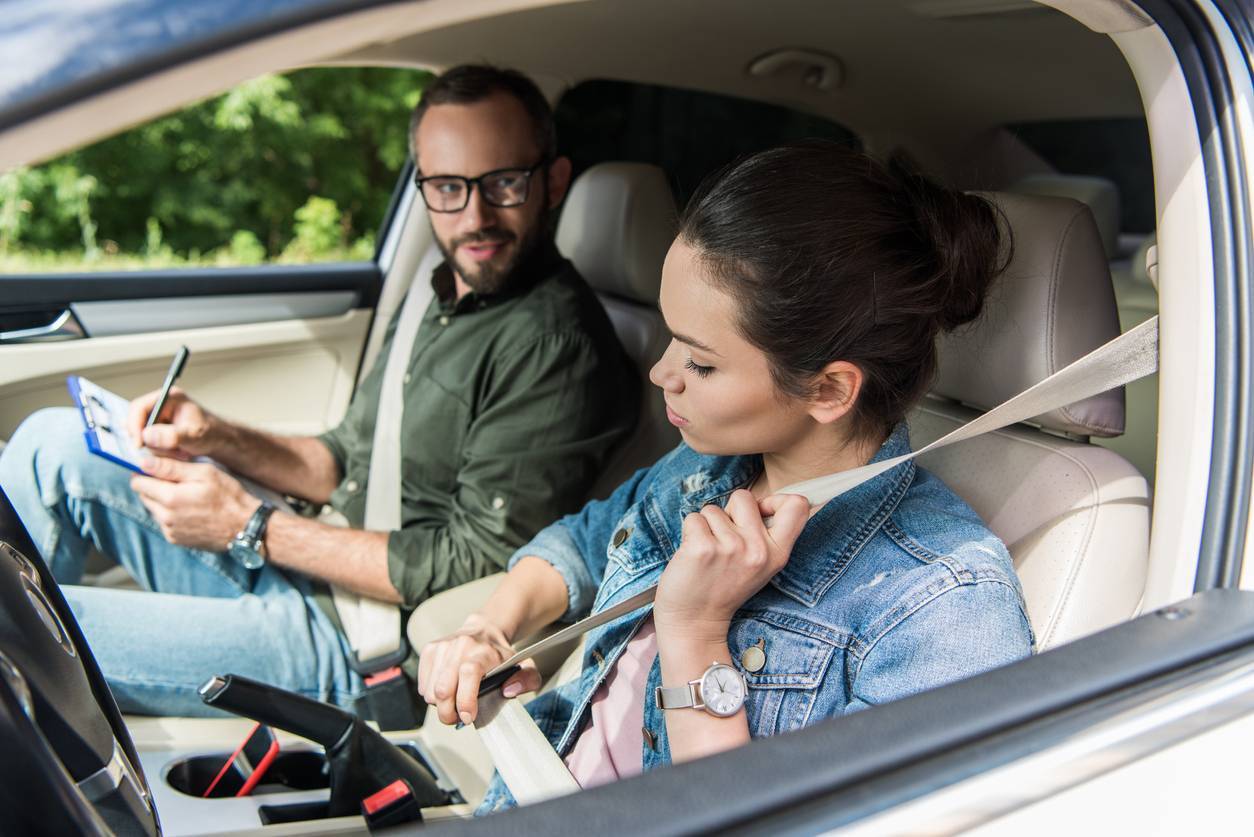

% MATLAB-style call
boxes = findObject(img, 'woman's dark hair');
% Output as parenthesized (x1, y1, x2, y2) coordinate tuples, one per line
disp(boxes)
(679, 140, 1009, 441)
(408, 64, 556, 166)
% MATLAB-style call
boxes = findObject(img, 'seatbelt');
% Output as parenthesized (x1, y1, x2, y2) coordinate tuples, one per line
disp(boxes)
(331, 246, 441, 726)
(473, 314, 1160, 804)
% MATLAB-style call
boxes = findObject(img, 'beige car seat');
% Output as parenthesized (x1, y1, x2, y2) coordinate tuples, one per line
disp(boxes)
(555, 161, 682, 498)
(913, 191, 1151, 650)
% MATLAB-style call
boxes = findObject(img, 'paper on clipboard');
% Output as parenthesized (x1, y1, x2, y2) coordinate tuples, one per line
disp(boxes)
(66, 375, 292, 511)
(68, 375, 146, 473)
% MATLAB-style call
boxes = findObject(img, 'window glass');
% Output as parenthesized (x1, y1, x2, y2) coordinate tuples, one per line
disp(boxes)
(1007, 118, 1154, 234)
(0, 67, 432, 272)
(555, 80, 858, 208)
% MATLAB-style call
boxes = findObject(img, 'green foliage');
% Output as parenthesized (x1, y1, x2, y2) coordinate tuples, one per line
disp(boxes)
(0, 66, 431, 269)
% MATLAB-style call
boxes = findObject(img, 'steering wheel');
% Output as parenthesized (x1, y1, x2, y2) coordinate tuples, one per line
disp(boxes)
(0, 489, 159, 836)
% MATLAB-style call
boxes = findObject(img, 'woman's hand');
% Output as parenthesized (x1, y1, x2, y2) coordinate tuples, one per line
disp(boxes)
(417, 614, 542, 726)
(654, 489, 810, 644)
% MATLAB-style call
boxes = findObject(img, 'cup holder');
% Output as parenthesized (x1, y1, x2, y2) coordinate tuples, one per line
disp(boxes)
(166, 750, 330, 798)
(163, 743, 454, 803)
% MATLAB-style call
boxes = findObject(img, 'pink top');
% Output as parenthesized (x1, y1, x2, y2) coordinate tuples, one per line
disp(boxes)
(563, 616, 658, 789)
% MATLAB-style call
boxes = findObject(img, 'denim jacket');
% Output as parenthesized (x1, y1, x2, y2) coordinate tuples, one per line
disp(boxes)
(478, 423, 1034, 814)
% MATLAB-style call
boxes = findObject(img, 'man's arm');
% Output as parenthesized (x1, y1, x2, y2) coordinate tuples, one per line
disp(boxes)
(209, 424, 340, 504)
(129, 457, 400, 600)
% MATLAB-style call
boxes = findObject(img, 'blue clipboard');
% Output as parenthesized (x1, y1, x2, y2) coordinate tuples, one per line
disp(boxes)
(67, 375, 145, 473)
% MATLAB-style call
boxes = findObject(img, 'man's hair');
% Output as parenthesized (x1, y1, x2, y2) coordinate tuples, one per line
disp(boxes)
(408, 65, 557, 167)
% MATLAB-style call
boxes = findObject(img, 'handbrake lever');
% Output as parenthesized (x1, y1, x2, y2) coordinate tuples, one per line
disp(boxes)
(200, 674, 446, 820)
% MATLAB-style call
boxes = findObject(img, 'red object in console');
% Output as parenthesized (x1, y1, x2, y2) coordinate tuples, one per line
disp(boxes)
(363, 779, 413, 815)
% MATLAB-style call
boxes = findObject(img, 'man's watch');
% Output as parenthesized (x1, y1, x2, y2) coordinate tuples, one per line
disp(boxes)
(227, 501, 275, 570)
(654, 662, 748, 717)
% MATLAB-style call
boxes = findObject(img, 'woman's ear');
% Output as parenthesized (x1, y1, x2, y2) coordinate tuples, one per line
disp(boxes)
(806, 361, 863, 425)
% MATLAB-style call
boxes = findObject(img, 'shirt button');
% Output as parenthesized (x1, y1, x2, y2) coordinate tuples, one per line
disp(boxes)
(403, 373, 412, 385)
(438, 315, 450, 326)
(492, 496, 505, 510)
(611, 528, 630, 548)
(642, 726, 657, 751)
(345, 480, 359, 493)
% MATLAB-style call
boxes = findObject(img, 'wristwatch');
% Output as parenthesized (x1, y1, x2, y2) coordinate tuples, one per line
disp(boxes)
(227, 501, 275, 570)
(654, 662, 748, 717)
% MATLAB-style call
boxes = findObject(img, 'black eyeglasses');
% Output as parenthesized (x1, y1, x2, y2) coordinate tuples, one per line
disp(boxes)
(414, 161, 547, 213)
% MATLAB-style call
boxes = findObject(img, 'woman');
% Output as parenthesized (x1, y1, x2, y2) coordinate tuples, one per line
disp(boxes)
(418, 140, 1034, 812)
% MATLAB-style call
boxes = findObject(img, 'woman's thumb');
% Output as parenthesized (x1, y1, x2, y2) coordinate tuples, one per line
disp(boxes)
(758, 493, 810, 547)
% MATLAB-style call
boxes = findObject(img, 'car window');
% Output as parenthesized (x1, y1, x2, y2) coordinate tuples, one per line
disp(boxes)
(1006, 117, 1154, 234)
(555, 79, 858, 208)
(0, 67, 432, 273)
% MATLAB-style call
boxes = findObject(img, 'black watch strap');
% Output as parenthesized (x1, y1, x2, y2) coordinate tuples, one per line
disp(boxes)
(242, 501, 275, 549)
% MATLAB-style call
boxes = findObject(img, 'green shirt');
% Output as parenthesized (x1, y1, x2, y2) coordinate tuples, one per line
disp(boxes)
(317, 244, 639, 609)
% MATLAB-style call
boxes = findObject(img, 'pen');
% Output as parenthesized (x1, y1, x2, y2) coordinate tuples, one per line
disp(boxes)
(146, 345, 190, 429)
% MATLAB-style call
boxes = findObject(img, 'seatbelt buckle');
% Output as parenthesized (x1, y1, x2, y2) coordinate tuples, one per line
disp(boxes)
(355, 665, 423, 731)
(362, 778, 424, 830)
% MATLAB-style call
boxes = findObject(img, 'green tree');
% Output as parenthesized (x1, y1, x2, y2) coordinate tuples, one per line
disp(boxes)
(0, 66, 430, 269)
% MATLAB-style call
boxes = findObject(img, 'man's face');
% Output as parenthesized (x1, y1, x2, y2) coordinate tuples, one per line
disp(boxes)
(415, 93, 563, 296)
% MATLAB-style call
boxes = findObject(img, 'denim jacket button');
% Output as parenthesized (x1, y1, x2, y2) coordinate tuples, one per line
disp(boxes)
(611, 527, 630, 548)
(642, 726, 656, 751)
(592, 649, 605, 666)
(741, 639, 767, 673)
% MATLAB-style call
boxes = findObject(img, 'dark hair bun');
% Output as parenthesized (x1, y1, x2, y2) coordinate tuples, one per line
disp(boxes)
(889, 155, 1008, 332)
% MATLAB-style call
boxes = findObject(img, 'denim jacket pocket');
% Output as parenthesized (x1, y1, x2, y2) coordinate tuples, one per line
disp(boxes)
(729, 612, 838, 734)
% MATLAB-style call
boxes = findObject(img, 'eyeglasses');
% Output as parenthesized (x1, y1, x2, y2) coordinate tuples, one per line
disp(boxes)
(414, 161, 547, 213)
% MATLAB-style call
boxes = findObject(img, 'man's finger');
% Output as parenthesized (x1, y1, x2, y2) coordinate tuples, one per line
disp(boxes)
(127, 392, 157, 447)
(141, 423, 183, 452)
(130, 474, 178, 506)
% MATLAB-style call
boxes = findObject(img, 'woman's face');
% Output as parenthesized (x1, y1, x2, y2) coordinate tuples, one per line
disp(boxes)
(649, 238, 816, 456)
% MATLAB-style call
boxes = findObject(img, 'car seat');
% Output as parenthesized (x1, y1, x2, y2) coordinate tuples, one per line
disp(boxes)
(911, 191, 1152, 650)
(555, 161, 682, 497)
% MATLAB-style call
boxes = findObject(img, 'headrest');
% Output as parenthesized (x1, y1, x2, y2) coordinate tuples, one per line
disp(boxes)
(556, 162, 677, 304)
(933, 192, 1126, 437)
(1010, 174, 1121, 258)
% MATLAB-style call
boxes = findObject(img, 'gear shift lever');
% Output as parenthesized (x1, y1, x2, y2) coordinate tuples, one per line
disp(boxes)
(200, 674, 446, 819)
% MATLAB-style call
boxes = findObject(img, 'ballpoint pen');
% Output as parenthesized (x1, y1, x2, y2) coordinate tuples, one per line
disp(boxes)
(146, 345, 191, 429)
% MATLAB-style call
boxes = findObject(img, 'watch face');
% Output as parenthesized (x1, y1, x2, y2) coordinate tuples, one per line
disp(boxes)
(229, 540, 264, 570)
(700, 664, 746, 717)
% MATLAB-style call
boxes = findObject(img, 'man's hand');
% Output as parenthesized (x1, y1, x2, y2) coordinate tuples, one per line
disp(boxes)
(127, 386, 219, 459)
(131, 457, 257, 551)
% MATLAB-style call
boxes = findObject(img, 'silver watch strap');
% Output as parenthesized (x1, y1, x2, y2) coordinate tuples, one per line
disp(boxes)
(655, 683, 697, 710)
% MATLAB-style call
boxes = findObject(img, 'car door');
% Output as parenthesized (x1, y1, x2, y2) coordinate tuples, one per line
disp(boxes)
(0, 65, 427, 444)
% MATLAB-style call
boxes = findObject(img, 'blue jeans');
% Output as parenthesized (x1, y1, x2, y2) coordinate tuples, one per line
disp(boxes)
(0, 408, 364, 716)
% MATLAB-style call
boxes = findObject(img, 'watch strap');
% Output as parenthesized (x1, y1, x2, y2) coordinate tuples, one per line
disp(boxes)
(237, 501, 275, 550)
(654, 683, 698, 710)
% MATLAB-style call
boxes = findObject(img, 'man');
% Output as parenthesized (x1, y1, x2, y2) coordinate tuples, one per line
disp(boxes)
(0, 65, 639, 717)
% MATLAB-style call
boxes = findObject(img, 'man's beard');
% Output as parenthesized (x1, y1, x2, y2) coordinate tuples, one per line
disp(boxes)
(437, 219, 546, 296)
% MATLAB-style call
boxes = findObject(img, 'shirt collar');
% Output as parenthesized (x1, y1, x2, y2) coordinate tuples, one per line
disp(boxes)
(676, 423, 916, 608)
(430, 238, 565, 315)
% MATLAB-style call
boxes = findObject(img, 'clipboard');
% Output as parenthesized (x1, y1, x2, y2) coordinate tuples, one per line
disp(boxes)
(67, 375, 145, 473)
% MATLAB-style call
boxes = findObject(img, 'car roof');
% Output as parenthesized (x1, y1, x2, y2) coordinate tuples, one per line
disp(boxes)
(1, 0, 1142, 155)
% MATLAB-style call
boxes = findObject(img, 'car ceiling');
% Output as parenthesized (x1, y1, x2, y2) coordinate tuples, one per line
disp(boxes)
(334, 0, 1143, 148)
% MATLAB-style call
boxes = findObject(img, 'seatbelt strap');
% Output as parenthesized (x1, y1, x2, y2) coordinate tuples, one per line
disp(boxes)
(332, 247, 441, 668)
(474, 314, 1159, 804)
